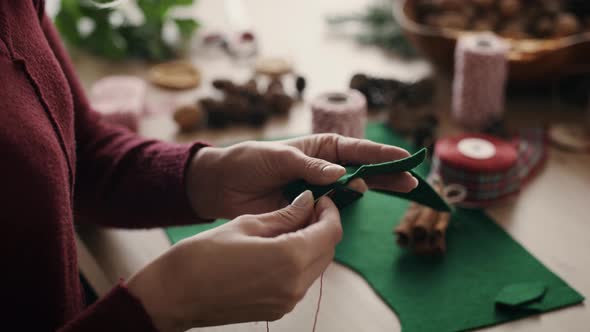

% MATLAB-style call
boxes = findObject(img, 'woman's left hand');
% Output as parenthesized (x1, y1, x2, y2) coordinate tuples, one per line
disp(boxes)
(186, 134, 418, 220)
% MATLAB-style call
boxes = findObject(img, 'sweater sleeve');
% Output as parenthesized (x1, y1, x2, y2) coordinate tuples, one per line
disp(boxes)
(59, 283, 159, 332)
(41, 16, 212, 228)
(0, 52, 160, 331)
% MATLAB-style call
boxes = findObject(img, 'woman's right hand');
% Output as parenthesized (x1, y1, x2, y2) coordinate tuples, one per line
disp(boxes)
(127, 191, 342, 332)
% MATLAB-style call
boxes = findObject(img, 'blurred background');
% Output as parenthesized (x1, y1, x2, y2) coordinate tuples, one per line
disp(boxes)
(45, 0, 590, 146)
(60, 1, 589, 331)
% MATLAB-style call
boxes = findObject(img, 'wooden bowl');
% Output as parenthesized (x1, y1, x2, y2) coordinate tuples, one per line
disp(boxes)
(393, 0, 590, 83)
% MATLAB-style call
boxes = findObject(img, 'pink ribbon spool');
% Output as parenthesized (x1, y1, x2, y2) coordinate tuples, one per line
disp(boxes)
(90, 76, 146, 132)
(452, 33, 509, 130)
(311, 90, 367, 138)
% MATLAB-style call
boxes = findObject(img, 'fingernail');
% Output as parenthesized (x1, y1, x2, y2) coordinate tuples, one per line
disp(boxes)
(292, 190, 313, 207)
(322, 164, 346, 178)
(411, 176, 419, 189)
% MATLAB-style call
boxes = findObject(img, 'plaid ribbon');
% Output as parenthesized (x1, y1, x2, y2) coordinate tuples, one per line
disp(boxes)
(432, 128, 547, 207)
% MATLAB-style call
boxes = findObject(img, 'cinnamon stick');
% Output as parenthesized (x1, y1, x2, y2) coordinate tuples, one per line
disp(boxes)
(412, 207, 439, 242)
(429, 212, 451, 254)
(432, 212, 451, 240)
(394, 203, 421, 247)
(413, 238, 435, 255)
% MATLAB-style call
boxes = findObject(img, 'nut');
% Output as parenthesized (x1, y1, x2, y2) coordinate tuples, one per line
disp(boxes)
(173, 105, 204, 132)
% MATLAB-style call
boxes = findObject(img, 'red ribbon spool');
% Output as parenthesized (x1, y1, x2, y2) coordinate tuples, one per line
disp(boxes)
(433, 133, 520, 207)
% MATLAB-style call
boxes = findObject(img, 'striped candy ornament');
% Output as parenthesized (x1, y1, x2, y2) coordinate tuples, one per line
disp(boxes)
(432, 129, 547, 208)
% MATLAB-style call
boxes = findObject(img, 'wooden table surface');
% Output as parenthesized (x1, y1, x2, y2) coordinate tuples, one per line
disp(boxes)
(72, 1, 590, 331)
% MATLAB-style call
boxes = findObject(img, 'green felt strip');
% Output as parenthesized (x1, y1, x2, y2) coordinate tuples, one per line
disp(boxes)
(165, 123, 583, 332)
(339, 148, 427, 184)
(283, 147, 451, 212)
(375, 170, 451, 212)
(495, 282, 547, 308)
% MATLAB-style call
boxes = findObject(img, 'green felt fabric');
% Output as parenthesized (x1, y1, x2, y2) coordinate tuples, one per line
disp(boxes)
(495, 282, 547, 308)
(283, 148, 451, 212)
(165, 123, 583, 332)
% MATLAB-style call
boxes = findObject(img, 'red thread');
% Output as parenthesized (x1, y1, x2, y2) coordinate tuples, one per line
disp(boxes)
(265, 272, 325, 332)
(312, 272, 324, 332)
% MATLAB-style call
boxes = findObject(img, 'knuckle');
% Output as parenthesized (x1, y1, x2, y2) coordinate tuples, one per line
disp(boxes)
(234, 215, 261, 232)
(278, 146, 299, 160)
(303, 156, 321, 171)
(276, 239, 297, 262)
(290, 283, 308, 303)
(276, 290, 301, 315)
(321, 133, 341, 144)
(282, 299, 299, 314)
(266, 311, 286, 322)
(274, 208, 298, 224)
(275, 236, 307, 273)
(278, 240, 306, 273)
(289, 251, 307, 274)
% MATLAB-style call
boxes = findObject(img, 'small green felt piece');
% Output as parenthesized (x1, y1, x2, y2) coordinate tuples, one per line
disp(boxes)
(495, 282, 547, 307)
(283, 148, 451, 212)
(165, 123, 584, 332)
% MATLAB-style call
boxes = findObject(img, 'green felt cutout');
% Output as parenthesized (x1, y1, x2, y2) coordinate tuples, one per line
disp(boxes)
(166, 123, 584, 332)
(377, 170, 451, 212)
(339, 148, 427, 183)
(495, 282, 547, 307)
(283, 148, 451, 212)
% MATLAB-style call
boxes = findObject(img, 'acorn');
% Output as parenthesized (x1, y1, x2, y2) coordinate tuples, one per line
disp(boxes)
(173, 105, 204, 132)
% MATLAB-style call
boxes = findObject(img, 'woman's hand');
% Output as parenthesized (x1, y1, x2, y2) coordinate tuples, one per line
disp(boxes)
(186, 134, 418, 220)
(128, 192, 341, 332)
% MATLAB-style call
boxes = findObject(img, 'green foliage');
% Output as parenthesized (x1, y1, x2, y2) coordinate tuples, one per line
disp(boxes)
(326, 0, 416, 57)
(55, 0, 199, 60)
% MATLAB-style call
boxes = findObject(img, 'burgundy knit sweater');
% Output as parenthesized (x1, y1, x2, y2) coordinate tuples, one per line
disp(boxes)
(0, 1, 209, 330)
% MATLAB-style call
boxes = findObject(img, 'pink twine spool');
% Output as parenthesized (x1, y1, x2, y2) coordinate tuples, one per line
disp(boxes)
(90, 76, 146, 132)
(311, 90, 367, 138)
(452, 33, 509, 130)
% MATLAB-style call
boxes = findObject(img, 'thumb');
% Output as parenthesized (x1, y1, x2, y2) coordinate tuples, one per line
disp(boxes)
(255, 190, 315, 237)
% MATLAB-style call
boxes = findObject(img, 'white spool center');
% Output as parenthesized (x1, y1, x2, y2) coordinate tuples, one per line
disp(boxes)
(457, 138, 496, 159)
